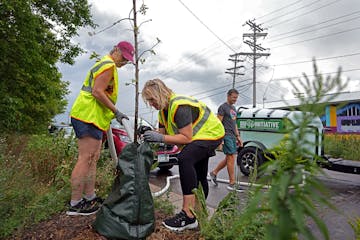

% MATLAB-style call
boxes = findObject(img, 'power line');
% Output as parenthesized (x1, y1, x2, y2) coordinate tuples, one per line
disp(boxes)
(176, 0, 236, 52)
(260, 0, 323, 25)
(272, 52, 360, 66)
(255, 0, 304, 21)
(136, 68, 360, 115)
(270, 26, 360, 49)
(267, 0, 342, 28)
(190, 68, 360, 101)
(198, 82, 254, 100)
(267, 15, 360, 43)
(270, 68, 360, 82)
(268, 10, 360, 39)
(155, 36, 238, 78)
(193, 79, 253, 98)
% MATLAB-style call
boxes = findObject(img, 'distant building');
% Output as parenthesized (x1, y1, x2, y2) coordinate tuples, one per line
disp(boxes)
(255, 91, 360, 134)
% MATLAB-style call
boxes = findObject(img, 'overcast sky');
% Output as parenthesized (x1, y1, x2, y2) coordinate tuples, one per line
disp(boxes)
(56, 0, 360, 125)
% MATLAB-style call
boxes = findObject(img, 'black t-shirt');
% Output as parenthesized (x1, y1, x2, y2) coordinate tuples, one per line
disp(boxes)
(159, 105, 199, 129)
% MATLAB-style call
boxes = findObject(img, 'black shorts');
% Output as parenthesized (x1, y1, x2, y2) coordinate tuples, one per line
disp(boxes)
(71, 118, 103, 140)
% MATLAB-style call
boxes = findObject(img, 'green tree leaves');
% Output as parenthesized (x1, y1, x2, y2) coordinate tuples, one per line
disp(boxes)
(0, 0, 95, 133)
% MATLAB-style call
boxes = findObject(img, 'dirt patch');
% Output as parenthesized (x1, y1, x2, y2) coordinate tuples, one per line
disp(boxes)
(9, 210, 201, 240)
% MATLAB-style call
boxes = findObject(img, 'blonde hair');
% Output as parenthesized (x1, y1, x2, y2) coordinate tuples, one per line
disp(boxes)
(142, 79, 173, 109)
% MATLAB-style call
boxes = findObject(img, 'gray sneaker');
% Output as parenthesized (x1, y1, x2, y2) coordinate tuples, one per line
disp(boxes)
(227, 183, 245, 192)
(209, 172, 218, 186)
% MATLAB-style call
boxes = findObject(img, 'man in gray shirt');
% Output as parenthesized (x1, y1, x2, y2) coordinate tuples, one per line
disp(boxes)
(209, 89, 243, 191)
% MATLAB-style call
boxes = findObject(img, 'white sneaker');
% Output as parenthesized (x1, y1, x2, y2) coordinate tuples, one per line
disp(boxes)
(227, 183, 245, 193)
(209, 172, 218, 186)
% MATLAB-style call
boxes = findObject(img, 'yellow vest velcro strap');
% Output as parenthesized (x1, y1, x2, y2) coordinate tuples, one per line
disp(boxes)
(81, 85, 92, 93)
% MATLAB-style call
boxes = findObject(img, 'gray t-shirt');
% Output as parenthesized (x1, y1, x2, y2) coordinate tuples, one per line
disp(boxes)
(218, 102, 237, 137)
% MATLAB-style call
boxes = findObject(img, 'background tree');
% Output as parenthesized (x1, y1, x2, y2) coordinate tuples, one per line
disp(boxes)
(0, 0, 96, 133)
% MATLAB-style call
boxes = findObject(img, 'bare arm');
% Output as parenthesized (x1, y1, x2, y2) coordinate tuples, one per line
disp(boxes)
(234, 119, 243, 147)
(92, 67, 117, 113)
(217, 114, 224, 122)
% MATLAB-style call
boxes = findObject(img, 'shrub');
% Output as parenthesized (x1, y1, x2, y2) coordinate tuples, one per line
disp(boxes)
(324, 134, 360, 161)
(0, 133, 115, 238)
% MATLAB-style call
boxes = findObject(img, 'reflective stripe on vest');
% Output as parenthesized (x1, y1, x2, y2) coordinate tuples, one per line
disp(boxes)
(167, 96, 211, 136)
(81, 60, 114, 93)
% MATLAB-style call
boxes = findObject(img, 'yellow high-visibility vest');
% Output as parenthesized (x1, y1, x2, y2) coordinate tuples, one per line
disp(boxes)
(70, 55, 118, 131)
(159, 94, 225, 141)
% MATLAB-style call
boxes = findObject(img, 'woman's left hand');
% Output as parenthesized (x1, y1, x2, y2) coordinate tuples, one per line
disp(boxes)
(143, 131, 164, 143)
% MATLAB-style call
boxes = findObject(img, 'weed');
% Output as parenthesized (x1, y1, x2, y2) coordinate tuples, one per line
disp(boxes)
(153, 191, 175, 216)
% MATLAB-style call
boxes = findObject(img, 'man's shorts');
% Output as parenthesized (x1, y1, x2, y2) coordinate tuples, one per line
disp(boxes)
(71, 118, 103, 140)
(222, 135, 237, 155)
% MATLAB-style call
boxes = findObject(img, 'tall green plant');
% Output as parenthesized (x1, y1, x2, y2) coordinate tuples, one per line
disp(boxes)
(239, 60, 347, 240)
(193, 181, 269, 240)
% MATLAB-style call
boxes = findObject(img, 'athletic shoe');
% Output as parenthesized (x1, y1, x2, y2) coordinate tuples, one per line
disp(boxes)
(209, 172, 218, 186)
(66, 198, 100, 216)
(86, 196, 104, 205)
(227, 183, 245, 193)
(162, 210, 198, 231)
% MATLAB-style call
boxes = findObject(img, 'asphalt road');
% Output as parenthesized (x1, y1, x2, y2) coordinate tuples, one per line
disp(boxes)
(149, 151, 360, 240)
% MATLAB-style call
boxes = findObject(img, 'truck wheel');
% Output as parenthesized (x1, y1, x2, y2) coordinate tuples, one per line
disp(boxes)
(237, 146, 265, 176)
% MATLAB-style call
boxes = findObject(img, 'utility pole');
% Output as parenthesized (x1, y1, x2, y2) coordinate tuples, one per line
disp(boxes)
(231, 20, 270, 108)
(226, 54, 244, 89)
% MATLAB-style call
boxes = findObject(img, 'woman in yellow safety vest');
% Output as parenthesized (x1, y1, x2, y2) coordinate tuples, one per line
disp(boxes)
(141, 79, 225, 232)
(67, 41, 134, 216)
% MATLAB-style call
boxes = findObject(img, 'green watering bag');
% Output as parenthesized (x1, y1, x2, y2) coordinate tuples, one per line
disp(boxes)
(93, 142, 155, 240)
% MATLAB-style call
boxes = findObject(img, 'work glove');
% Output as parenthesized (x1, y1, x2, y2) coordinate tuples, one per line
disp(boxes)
(143, 131, 164, 143)
(115, 109, 129, 124)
